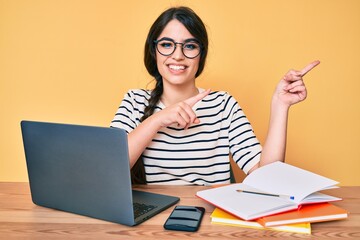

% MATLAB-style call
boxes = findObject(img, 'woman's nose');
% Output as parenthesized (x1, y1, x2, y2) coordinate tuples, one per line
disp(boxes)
(171, 44, 185, 60)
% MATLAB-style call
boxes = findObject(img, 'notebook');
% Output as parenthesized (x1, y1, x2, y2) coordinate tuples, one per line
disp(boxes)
(21, 120, 179, 226)
(257, 202, 348, 227)
(211, 208, 311, 234)
(196, 162, 341, 220)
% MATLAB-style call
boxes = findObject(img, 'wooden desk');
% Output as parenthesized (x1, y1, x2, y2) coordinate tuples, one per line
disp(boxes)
(0, 183, 359, 239)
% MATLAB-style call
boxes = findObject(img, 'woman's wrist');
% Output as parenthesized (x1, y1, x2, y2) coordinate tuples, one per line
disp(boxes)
(271, 95, 291, 113)
(146, 112, 164, 132)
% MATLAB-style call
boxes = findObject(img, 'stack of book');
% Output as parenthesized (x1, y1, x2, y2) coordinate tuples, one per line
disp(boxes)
(196, 162, 348, 234)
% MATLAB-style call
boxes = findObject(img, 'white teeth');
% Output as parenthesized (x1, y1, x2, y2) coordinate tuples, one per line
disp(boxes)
(169, 65, 185, 70)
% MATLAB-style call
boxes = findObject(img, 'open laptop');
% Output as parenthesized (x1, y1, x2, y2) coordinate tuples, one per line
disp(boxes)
(21, 120, 179, 226)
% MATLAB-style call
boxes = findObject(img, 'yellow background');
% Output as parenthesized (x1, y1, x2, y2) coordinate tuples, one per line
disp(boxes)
(1, 0, 359, 185)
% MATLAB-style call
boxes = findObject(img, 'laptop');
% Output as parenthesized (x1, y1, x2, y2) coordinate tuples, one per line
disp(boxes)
(21, 120, 179, 226)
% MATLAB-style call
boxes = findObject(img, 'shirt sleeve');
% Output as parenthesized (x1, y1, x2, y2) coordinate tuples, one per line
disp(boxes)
(227, 95, 262, 174)
(110, 90, 140, 133)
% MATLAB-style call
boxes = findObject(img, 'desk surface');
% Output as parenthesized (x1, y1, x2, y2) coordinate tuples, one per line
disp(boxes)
(0, 183, 359, 239)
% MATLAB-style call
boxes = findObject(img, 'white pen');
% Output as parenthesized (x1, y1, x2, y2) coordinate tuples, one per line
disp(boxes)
(236, 189, 295, 201)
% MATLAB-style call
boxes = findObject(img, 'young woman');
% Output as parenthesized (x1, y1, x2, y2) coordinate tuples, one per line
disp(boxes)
(111, 6, 320, 185)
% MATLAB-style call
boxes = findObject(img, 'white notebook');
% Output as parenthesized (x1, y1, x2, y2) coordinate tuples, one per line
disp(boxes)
(196, 162, 341, 220)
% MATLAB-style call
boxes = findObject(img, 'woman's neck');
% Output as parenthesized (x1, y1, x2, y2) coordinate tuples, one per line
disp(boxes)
(160, 84, 199, 107)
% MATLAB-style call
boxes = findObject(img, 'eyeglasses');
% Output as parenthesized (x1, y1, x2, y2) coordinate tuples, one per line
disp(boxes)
(154, 37, 202, 59)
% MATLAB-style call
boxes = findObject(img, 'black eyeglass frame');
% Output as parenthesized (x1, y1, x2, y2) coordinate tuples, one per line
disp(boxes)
(154, 37, 202, 59)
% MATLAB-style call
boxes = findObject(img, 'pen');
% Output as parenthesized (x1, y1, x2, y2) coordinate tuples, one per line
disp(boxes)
(236, 189, 295, 200)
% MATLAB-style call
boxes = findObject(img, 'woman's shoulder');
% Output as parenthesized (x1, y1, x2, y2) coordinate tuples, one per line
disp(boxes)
(124, 89, 151, 101)
(203, 89, 236, 102)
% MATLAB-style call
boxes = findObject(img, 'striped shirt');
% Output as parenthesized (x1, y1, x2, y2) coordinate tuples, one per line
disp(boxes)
(111, 89, 262, 185)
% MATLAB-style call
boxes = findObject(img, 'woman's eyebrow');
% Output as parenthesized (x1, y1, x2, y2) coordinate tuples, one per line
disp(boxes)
(157, 37, 174, 42)
(157, 37, 199, 43)
(184, 38, 199, 43)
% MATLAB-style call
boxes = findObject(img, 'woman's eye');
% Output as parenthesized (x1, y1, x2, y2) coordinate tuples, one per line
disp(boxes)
(184, 43, 199, 50)
(160, 42, 174, 48)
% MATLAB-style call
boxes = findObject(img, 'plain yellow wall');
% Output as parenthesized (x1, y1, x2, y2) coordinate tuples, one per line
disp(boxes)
(1, 0, 359, 185)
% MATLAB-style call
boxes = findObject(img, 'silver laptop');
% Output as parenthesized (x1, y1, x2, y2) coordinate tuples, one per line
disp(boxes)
(21, 120, 179, 226)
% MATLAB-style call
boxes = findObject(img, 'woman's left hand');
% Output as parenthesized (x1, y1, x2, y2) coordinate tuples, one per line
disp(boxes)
(274, 60, 320, 107)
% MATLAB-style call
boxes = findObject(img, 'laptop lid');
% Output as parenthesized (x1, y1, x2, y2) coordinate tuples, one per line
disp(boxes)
(21, 120, 179, 226)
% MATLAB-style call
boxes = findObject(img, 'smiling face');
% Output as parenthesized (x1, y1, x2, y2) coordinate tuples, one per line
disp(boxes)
(155, 19, 200, 88)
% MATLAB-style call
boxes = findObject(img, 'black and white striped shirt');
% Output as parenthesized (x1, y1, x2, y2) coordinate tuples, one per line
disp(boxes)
(111, 89, 262, 185)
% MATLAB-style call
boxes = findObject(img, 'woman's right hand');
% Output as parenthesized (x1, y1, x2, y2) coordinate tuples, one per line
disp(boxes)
(153, 89, 211, 129)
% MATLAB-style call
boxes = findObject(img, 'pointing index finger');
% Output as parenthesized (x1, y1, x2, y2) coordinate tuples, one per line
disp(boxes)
(185, 89, 211, 107)
(300, 60, 321, 76)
